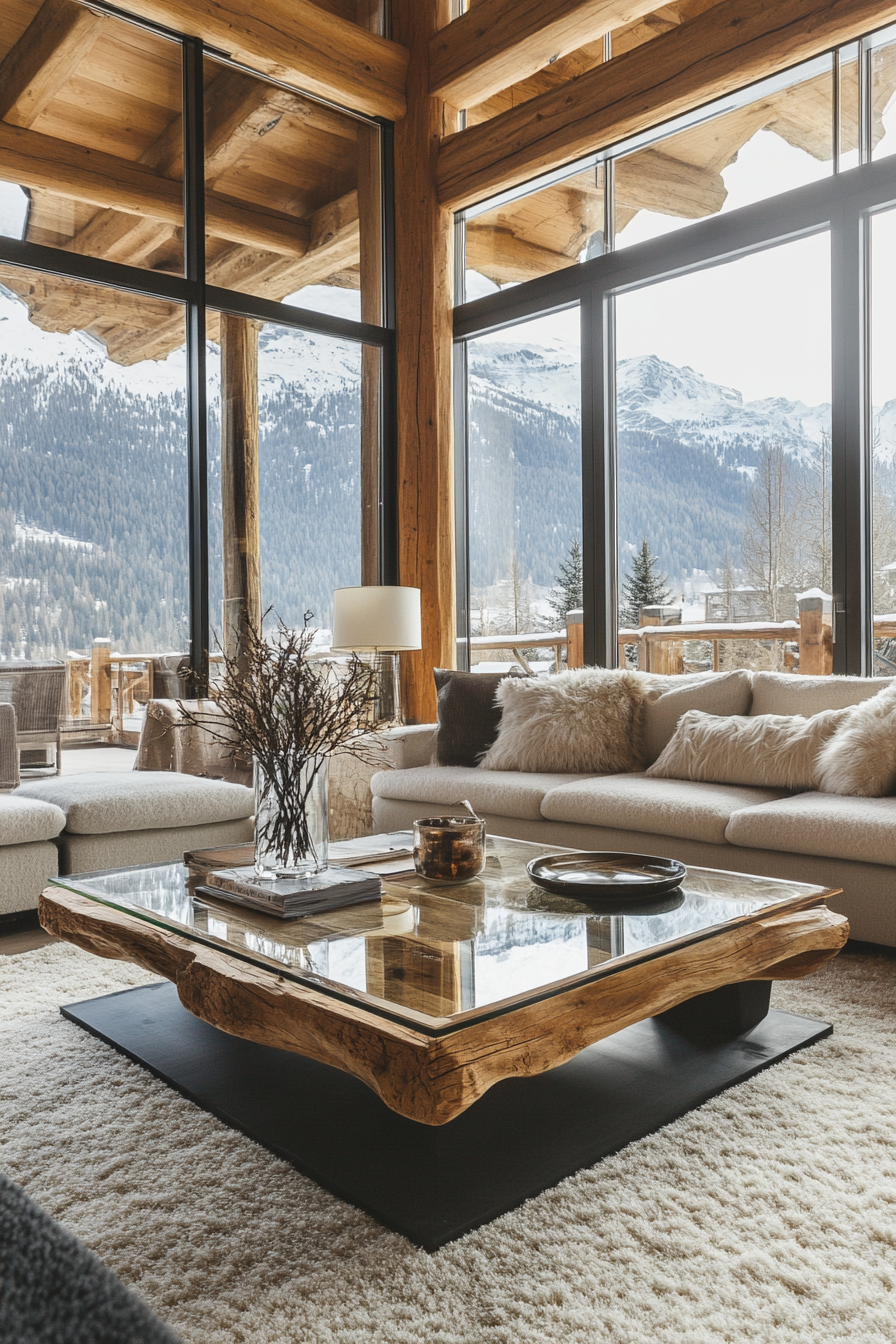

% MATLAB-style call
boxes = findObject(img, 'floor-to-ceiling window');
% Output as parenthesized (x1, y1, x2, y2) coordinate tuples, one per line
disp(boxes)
(455, 25, 896, 677)
(614, 234, 832, 675)
(0, 0, 394, 702)
(459, 308, 582, 672)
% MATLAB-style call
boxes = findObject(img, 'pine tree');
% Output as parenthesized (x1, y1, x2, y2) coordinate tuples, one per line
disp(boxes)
(549, 538, 583, 625)
(619, 540, 671, 627)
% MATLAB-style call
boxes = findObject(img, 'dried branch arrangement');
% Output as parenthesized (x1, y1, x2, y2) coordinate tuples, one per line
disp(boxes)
(177, 613, 383, 867)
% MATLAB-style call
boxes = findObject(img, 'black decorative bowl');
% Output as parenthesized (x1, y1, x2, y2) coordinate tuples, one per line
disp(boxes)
(526, 852, 687, 900)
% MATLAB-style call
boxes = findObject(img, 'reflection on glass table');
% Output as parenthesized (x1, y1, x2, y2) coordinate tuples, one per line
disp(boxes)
(53, 837, 825, 1032)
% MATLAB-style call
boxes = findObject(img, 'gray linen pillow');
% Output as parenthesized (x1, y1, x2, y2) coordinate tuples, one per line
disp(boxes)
(647, 707, 848, 790)
(433, 668, 526, 767)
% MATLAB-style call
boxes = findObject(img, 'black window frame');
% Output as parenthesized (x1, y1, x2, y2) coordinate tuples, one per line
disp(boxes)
(0, 1, 397, 691)
(453, 34, 896, 676)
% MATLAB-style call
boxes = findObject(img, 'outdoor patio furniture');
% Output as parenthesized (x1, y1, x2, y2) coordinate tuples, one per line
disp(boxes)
(0, 662, 67, 775)
(0, 705, 19, 791)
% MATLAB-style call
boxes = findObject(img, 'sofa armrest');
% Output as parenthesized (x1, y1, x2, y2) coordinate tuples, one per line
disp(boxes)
(0, 703, 20, 791)
(380, 724, 438, 770)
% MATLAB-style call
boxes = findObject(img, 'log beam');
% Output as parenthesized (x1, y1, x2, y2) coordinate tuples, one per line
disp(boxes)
(437, 0, 896, 209)
(0, 120, 310, 255)
(0, 0, 103, 128)
(220, 315, 262, 670)
(429, 0, 664, 109)
(393, 0, 457, 724)
(92, 0, 409, 122)
(614, 146, 726, 217)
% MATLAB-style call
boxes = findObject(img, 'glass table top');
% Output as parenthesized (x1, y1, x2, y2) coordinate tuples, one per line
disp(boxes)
(51, 835, 828, 1034)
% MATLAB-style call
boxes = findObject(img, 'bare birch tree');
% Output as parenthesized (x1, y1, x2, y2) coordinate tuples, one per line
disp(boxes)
(741, 440, 801, 620)
(797, 429, 832, 594)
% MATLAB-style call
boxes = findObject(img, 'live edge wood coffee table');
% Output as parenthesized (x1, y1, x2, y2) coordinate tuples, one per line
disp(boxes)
(40, 836, 848, 1249)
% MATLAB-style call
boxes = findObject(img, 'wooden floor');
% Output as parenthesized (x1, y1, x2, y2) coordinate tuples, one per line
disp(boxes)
(0, 924, 57, 956)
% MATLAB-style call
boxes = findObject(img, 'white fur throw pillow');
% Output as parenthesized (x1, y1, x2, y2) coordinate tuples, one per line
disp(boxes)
(647, 707, 848, 790)
(478, 668, 648, 774)
(816, 681, 896, 796)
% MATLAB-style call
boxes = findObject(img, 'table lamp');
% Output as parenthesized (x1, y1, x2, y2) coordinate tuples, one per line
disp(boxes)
(331, 586, 422, 724)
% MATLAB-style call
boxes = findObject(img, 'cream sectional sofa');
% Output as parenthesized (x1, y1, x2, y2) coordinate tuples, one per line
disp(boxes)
(0, 771, 254, 921)
(371, 672, 896, 948)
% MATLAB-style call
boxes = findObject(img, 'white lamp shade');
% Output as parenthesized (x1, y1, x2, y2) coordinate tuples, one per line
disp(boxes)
(331, 586, 422, 652)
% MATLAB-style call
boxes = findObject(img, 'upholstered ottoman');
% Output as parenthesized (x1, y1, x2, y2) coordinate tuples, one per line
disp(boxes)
(16, 772, 254, 875)
(0, 795, 66, 916)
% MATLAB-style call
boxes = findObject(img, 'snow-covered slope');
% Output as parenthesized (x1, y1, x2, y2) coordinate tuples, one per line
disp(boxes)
(0, 286, 362, 405)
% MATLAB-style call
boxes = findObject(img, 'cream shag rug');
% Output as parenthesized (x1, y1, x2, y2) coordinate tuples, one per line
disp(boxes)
(1, 943, 895, 1344)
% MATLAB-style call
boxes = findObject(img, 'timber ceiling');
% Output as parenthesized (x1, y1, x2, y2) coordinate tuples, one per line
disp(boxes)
(0, 0, 371, 363)
(1, 0, 895, 361)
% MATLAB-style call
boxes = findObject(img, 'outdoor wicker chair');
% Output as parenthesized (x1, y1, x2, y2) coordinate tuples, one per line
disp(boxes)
(0, 661, 67, 775)
(0, 703, 19, 790)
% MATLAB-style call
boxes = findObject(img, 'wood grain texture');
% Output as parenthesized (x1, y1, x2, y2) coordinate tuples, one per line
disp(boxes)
(220, 315, 262, 672)
(92, 0, 409, 122)
(0, 0, 103, 128)
(393, 0, 457, 726)
(437, 0, 896, 208)
(0, 120, 310, 254)
(358, 123, 383, 585)
(40, 886, 848, 1126)
(429, 0, 662, 108)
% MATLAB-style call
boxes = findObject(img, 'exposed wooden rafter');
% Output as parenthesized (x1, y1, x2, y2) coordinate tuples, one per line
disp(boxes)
(429, 0, 665, 109)
(94, 0, 409, 122)
(0, 120, 311, 255)
(65, 66, 314, 267)
(0, 0, 103, 128)
(437, 0, 896, 209)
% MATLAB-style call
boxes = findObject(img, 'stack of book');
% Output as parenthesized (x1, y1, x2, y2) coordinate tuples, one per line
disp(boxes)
(196, 865, 383, 919)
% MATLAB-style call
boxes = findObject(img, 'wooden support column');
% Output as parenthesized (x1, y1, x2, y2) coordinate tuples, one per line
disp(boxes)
(358, 123, 382, 586)
(392, 0, 457, 724)
(220, 315, 261, 671)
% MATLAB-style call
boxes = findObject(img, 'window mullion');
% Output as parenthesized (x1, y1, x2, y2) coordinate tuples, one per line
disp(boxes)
(183, 35, 209, 695)
(582, 285, 616, 668)
(830, 201, 872, 674)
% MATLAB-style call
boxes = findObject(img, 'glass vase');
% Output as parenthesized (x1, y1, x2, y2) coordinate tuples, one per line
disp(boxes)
(253, 755, 329, 879)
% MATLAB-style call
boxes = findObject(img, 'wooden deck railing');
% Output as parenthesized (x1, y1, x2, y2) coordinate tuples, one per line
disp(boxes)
(58, 603, 896, 746)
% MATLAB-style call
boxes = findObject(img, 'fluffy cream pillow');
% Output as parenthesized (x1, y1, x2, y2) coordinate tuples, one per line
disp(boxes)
(640, 670, 753, 765)
(647, 707, 847, 790)
(816, 681, 896, 796)
(478, 668, 648, 774)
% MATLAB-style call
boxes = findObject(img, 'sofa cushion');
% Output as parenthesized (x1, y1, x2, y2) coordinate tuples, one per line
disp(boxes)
(641, 670, 753, 765)
(541, 774, 790, 844)
(16, 772, 253, 835)
(370, 765, 591, 822)
(726, 791, 896, 867)
(647, 707, 847, 790)
(479, 669, 648, 774)
(0, 795, 66, 845)
(749, 672, 894, 717)
(433, 668, 526, 767)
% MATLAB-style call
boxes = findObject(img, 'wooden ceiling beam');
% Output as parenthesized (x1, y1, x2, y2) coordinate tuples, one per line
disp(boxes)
(101, 0, 409, 122)
(0, 120, 310, 255)
(0, 0, 104, 129)
(66, 66, 299, 265)
(437, 0, 896, 209)
(614, 147, 726, 216)
(465, 224, 578, 283)
(429, 0, 665, 108)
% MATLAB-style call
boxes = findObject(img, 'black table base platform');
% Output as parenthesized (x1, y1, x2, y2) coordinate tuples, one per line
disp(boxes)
(62, 982, 831, 1251)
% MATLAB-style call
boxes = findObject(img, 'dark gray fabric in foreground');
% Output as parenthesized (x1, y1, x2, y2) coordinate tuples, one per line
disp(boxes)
(0, 1172, 181, 1344)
